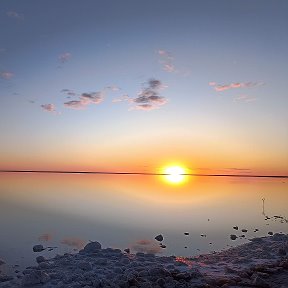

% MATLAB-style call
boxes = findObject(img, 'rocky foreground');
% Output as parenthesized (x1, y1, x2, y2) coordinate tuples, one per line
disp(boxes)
(0, 234, 288, 288)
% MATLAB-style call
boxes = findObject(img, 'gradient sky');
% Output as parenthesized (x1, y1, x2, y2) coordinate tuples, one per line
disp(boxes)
(0, 0, 287, 174)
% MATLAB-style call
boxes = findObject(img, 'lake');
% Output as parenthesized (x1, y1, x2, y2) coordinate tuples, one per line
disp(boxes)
(0, 172, 287, 272)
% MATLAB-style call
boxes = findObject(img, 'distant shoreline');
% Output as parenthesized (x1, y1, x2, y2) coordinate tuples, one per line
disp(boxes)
(1, 170, 288, 178)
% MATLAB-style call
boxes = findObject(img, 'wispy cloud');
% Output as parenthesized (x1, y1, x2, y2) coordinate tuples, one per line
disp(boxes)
(6, 11, 24, 20)
(0, 71, 14, 80)
(64, 91, 104, 110)
(158, 49, 176, 73)
(130, 78, 168, 111)
(41, 104, 57, 113)
(58, 52, 72, 63)
(209, 81, 264, 92)
(234, 94, 257, 102)
(61, 89, 77, 97)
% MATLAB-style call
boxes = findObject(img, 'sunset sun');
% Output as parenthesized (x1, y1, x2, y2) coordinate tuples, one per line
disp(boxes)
(164, 166, 186, 184)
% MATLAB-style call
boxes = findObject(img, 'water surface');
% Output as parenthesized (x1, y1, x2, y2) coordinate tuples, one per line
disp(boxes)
(0, 173, 287, 271)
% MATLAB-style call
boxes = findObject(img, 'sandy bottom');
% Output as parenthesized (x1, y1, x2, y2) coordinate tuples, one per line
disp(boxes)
(0, 234, 287, 287)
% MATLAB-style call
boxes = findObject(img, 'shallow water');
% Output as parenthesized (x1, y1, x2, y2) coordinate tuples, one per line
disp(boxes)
(0, 173, 287, 270)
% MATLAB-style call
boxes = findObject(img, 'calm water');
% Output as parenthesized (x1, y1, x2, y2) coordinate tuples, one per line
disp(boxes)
(0, 173, 287, 271)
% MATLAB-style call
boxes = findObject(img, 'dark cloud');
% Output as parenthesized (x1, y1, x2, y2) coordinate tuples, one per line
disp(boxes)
(130, 78, 167, 111)
(61, 89, 77, 96)
(64, 92, 104, 110)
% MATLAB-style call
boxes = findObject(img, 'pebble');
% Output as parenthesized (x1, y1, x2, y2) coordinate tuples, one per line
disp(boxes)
(155, 235, 164, 242)
(82, 241, 101, 253)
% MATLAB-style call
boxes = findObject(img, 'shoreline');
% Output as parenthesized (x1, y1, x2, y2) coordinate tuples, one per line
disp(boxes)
(0, 234, 287, 287)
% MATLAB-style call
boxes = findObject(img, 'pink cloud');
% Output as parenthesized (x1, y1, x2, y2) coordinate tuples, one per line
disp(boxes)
(0, 71, 14, 80)
(64, 91, 104, 110)
(6, 11, 24, 19)
(158, 49, 176, 73)
(212, 81, 263, 92)
(41, 104, 56, 112)
(58, 52, 72, 63)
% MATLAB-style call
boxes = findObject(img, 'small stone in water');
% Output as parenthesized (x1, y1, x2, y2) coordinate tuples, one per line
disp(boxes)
(233, 226, 239, 230)
(241, 229, 248, 233)
(184, 232, 189, 236)
(268, 231, 274, 236)
(155, 234, 164, 242)
(230, 234, 237, 240)
(33, 245, 45, 252)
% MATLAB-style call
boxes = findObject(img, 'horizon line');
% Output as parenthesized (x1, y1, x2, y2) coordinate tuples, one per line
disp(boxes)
(0, 170, 287, 178)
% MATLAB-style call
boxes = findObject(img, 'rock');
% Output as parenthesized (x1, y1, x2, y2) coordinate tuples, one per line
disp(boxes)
(252, 275, 270, 287)
(233, 226, 239, 230)
(155, 235, 164, 242)
(32, 244, 45, 252)
(83, 241, 101, 253)
(36, 255, 46, 263)
(124, 248, 130, 254)
(241, 229, 248, 233)
(78, 261, 92, 271)
(184, 232, 189, 236)
(278, 248, 286, 256)
(230, 234, 237, 240)
(268, 231, 274, 236)
(0, 259, 5, 266)
(0, 276, 13, 283)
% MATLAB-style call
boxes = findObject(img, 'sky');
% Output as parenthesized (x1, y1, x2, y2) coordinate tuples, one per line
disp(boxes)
(0, 0, 288, 175)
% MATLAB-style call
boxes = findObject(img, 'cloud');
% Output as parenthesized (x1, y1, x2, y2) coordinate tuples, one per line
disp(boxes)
(0, 71, 14, 80)
(130, 239, 162, 254)
(61, 89, 77, 97)
(234, 94, 257, 102)
(61, 237, 85, 249)
(6, 11, 24, 19)
(210, 81, 263, 92)
(41, 104, 56, 113)
(105, 85, 121, 92)
(80, 92, 103, 104)
(158, 49, 176, 73)
(64, 100, 86, 110)
(130, 78, 168, 111)
(112, 94, 130, 103)
(58, 52, 71, 63)
(38, 233, 53, 242)
(64, 91, 104, 110)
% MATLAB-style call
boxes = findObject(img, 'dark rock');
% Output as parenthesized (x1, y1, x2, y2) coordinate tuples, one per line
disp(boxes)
(184, 232, 189, 236)
(268, 231, 274, 236)
(252, 275, 270, 287)
(83, 241, 101, 253)
(230, 234, 237, 240)
(36, 255, 46, 263)
(0, 275, 13, 282)
(32, 244, 45, 252)
(278, 248, 287, 256)
(241, 229, 248, 233)
(155, 235, 164, 242)
(124, 248, 130, 254)
(233, 226, 239, 230)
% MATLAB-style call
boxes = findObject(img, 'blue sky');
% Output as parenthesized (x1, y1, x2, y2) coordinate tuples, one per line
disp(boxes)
(0, 0, 287, 174)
